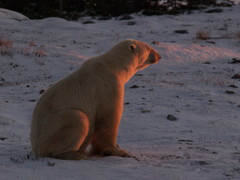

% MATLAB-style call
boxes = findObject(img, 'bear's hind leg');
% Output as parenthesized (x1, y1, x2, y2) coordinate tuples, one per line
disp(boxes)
(42, 110, 90, 160)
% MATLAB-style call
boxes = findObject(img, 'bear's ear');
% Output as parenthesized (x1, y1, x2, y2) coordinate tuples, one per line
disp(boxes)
(129, 44, 137, 53)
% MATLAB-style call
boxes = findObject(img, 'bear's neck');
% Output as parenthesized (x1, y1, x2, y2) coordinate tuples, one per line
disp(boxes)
(100, 51, 137, 83)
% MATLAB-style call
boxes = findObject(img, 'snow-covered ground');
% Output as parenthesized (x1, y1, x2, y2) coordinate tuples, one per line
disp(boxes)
(0, 4, 240, 180)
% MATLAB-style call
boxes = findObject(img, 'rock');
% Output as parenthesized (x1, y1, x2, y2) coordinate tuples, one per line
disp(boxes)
(191, 161, 211, 166)
(47, 162, 55, 166)
(124, 102, 130, 105)
(174, 30, 188, 34)
(152, 41, 160, 45)
(204, 9, 223, 13)
(217, 1, 233, 7)
(228, 84, 238, 88)
(178, 139, 193, 143)
(130, 85, 139, 89)
(231, 74, 240, 79)
(119, 15, 133, 20)
(0, 137, 7, 141)
(82, 21, 94, 24)
(141, 109, 150, 113)
(98, 16, 111, 20)
(226, 90, 235, 94)
(167, 114, 177, 121)
(28, 99, 36, 102)
(10, 63, 19, 68)
(203, 61, 211, 64)
(127, 21, 136, 26)
(228, 58, 240, 64)
(206, 41, 216, 44)
(39, 89, 45, 94)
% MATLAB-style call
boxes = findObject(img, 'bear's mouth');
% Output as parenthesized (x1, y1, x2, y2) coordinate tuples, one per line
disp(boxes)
(150, 58, 159, 63)
(151, 55, 161, 63)
(150, 51, 161, 64)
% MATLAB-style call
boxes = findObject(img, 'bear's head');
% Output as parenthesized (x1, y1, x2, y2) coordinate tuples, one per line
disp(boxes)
(127, 39, 161, 71)
(103, 39, 161, 83)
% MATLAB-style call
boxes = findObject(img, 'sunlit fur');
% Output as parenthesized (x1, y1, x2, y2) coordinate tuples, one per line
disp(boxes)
(30, 39, 161, 160)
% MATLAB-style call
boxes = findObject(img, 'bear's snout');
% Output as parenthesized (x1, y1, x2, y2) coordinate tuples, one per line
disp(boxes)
(150, 52, 161, 63)
(156, 53, 161, 61)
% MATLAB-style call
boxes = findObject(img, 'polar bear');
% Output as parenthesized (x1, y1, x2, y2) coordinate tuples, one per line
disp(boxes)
(30, 39, 161, 160)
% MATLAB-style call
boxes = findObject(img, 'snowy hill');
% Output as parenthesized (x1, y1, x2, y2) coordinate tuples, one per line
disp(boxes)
(0, 5, 240, 180)
(0, 8, 29, 21)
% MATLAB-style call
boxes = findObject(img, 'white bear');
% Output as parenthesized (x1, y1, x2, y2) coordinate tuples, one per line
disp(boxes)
(30, 39, 161, 160)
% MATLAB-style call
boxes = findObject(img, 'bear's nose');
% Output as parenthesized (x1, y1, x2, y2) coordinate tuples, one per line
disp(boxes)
(156, 53, 161, 62)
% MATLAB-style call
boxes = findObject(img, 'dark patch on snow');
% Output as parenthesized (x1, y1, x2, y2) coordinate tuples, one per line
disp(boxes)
(174, 30, 189, 34)
(82, 21, 94, 24)
(0, 137, 8, 141)
(204, 9, 223, 13)
(226, 90, 235, 94)
(167, 114, 177, 121)
(231, 74, 240, 79)
(127, 21, 136, 26)
(228, 84, 238, 88)
(190, 160, 211, 166)
(203, 61, 211, 64)
(98, 16, 112, 20)
(119, 15, 133, 21)
(130, 85, 139, 89)
(228, 58, 240, 64)
(39, 89, 45, 94)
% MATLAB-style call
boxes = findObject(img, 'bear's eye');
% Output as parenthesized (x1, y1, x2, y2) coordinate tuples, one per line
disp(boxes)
(130, 44, 137, 52)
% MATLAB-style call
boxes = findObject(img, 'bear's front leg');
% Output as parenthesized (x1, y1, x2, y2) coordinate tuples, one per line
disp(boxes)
(91, 122, 132, 158)
(91, 85, 133, 158)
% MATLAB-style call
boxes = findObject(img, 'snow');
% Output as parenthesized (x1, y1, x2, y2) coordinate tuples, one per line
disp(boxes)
(0, 8, 29, 21)
(0, 5, 240, 180)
